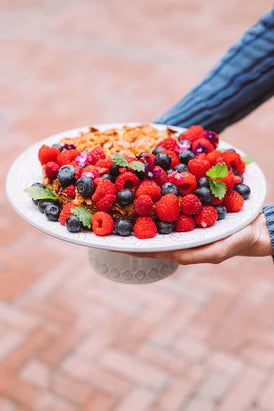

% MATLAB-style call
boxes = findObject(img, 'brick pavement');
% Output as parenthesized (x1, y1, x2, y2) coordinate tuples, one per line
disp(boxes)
(1, 0, 274, 409)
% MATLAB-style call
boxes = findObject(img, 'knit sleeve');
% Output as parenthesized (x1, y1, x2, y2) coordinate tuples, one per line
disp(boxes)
(263, 206, 274, 255)
(154, 9, 274, 133)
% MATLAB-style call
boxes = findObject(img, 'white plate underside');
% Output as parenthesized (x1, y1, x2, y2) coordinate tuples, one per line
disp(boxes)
(6, 123, 267, 252)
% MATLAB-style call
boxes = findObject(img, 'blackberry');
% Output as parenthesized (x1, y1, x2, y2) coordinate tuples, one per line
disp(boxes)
(161, 182, 179, 196)
(114, 219, 133, 236)
(156, 220, 174, 234)
(76, 177, 95, 198)
(154, 152, 171, 171)
(178, 150, 195, 165)
(195, 187, 212, 204)
(233, 183, 250, 200)
(44, 204, 61, 221)
(65, 215, 82, 233)
(57, 165, 76, 188)
(116, 189, 134, 206)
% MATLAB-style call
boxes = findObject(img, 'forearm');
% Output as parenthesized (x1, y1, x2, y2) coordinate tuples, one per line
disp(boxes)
(154, 9, 274, 133)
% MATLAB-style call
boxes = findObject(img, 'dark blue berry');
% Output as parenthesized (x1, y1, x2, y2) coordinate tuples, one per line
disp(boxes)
(156, 220, 174, 234)
(161, 182, 179, 196)
(52, 143, 63, 152)
(233, 183, 250, 200)
(178, 150, 195, 165)
(65, 215, 82, 232)
(114, 219, 133, 236)
(214, 205, 227, 220)
(154, 152, 171, 171)
(31, 182, 45, 205)
(76, 177, 95, 198)
(136, 170, 145, 180)
(197, 177, 210, 188)
(57, 165, 76, 188)
(101, 173, 115, 183)
(195, 187, 212, 204)
(109, 163, 120, 177)
(174, 163, 188, 172)
(152, 146, 165, 155)
(116, 189, 134, 206)
(44, 204, 61, 221)
(38, 199, 57, 214)
(178, 138, 192, 150)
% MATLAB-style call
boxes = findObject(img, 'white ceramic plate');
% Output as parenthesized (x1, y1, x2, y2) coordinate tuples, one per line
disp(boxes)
(6, 123, 267, 252)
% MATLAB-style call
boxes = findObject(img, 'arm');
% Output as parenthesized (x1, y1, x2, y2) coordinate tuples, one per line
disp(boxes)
(154, 9, 274, 133)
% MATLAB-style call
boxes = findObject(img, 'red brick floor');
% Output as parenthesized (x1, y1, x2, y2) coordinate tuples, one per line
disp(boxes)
(1, 0, 274, 409)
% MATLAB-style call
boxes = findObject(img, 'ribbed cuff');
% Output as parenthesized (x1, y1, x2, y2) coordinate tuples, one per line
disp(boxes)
(263, 205, 274, 257)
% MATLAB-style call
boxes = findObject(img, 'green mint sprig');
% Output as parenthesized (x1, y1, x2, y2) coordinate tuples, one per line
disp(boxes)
(112, 154, 145, 172)
(72, 206, 93, 229)
(206, 163, 228, 200)
(24, 186, 57, 201)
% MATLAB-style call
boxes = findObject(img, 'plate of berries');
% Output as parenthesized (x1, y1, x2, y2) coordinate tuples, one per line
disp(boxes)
(6, 122, 266, 252)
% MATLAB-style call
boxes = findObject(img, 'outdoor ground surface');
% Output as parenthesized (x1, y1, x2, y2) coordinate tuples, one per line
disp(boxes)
(1, 0, 274, 410)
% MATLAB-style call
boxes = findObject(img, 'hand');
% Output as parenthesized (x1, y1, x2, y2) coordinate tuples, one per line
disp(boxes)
(127, 213, 273, 265)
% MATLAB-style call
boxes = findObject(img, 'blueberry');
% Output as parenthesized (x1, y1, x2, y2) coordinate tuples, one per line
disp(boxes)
(117, 189, 134, 206)
(57, 165, 76, 188)
(195, 187, 212, 204)
(156, 220, 174, 234)
(233, 183, 251, 200)
(178, 150, 195, 165)
(101, 173, 115, 183)
(52, 143, 63, 152)
(174, 163, 188, 172)
(154, 152, 171, 171)
(109, 163, 120, 177)
(65, 215, 82, 233)
(178, 138, 192, 150)
(76, 177, 95, 198)
(152, 146, 165, 155)
(136, 170, 145, 180)
(31, 182, 45, 205)
(38, 199, 57, 214)
(214, 205, 227, 220)
(114, 219, 133, 236)
(225, 148, 236, 152)
(234, 172, 244, 183)
(197, 177, 210, 188)
(161, 182, 179, 196)
(44, 204, 61, 221)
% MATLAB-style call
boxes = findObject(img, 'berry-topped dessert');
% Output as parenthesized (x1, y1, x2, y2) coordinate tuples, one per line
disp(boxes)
(25, 124, 252, 239)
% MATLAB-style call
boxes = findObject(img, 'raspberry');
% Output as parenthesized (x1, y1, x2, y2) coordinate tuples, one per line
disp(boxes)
(59, 203, 77, 226)
(92, 178, 117, 202)
(57, 149, 81, 166)
(153, 166, 168, 186)
(44, 161, 60, 180)
(195, 205, 218, 228)
(95, 159, 113, 171)
(143, 154, 155, 164)
(91, 211, 114, 236)
(157, 137, 177, 151)
(135, 180, 161, 202)
(206, 150, 224, 166)
(134, 217, 157, 239)
(177, 172, 197, 196)
(188, 155, 211, 180)
(134, 195, 153, 216)
(155, 193, 180, 222)
(75, 166, 83, 180)
(192, 138, 215, 154)
(223, 190, 244, 212)
(125, 156, 136, 163)
(175, 214, 195, 232)
(88, 147, 106, 164)
(162, 150, 180, 168)
(65, 185, 76, 198)
(115, 172, 140, 193)
(188, 125, 205, 137)
(210, 194, 223, 205)
(96, 193, 116, 213)
(181, 194, 202, 215)
(222, 150, 246, 174)
(38, 145, 60, 165)
(179, 130, 198, 144)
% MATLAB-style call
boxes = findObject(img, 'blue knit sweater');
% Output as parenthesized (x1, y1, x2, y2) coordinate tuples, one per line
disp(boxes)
(154, 9, 274, 253)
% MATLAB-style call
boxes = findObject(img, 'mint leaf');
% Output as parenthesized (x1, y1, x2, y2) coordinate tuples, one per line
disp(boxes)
(72, 206, 92, 229)
(25, 186, 57, 201)
(206, 163, 228, 179)
(112, 154, 128, 167)
(241, 155, 254, 165)
(128, 161, 145, 172)
(209, 179, 226, 200)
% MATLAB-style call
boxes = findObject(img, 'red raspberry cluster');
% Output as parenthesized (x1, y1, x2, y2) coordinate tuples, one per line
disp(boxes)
(34, 124, 250, 238)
